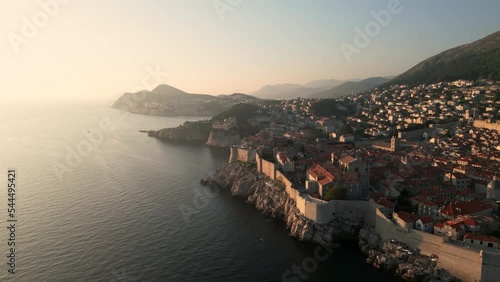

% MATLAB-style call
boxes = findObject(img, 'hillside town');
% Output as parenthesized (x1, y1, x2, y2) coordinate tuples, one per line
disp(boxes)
(219, 79, 500, 252)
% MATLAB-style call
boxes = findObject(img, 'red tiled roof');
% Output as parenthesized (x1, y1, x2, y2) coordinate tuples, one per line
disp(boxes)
(464, 233, 500, 244)
(461, 218, 481, 227)
(277, 152, 290, 163)
(440, 205, 459, 218)
(420, 199, 438, 207)
(447, 222, 465, 232)
(456, 200, 492, 215)
(418, 216, 434, 224)
(395, 211, 418, 223)
(371, 196, 395, 208)
(434, 220, 446, 228)
(308, 164, 335, 186)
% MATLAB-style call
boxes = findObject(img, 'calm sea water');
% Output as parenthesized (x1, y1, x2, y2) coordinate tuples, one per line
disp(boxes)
(0, 102, 401, 282)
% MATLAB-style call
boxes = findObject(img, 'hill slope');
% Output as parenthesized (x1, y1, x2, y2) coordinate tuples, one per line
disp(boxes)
(252, 79, 344, 99)
(311, 77, 389, 98)
(387, 30, 500, 86)
(252, 84, 322, 99)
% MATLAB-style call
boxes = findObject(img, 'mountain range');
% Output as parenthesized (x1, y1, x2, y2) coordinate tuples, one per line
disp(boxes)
(251, 77, 395, 99)
(251, 80, 342, 100)
(309, 77, 390, 99)
(113, 30, 500, 115)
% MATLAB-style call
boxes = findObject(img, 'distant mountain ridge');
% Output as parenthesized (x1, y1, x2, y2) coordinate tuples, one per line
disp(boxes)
(112, 84, 260, 117)
(252, 79, 345, 99)
(310, 77, 390, 98)
(386, 30, 500, 86)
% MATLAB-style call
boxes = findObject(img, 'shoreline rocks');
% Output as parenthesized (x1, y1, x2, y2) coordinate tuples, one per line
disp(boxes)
(203, 162, 361, 246)
(204, 162, 460, 282)
(205, 128, 241, 148)
(151, 122, 241, 148)
(359, 227, 458, 282)
(154, 121, 212, 142)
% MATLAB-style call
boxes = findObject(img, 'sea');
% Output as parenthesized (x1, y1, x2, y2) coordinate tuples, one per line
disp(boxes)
(0, 101, 402, 282)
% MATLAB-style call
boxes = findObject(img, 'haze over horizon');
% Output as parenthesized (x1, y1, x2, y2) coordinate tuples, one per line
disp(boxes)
(2, 0, 500, 103)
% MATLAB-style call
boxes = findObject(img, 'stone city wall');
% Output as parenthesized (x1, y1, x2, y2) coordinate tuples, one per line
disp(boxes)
(229, 147, 256, 163)
(373, 208, 500, 282)
(474, 120, 500, 132)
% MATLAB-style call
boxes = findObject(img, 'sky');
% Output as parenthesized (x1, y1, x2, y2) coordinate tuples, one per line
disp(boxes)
(1, 0, 500, 103)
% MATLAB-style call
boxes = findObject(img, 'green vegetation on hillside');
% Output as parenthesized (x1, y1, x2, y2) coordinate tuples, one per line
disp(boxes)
(309, 99, 351, 118)
(386, 30, 500, 86)
(212, 103, 262, 124)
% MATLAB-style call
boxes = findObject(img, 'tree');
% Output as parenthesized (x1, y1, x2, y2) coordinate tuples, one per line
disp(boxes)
(338, 124, 354, 136)
(323, 186, 348, 201)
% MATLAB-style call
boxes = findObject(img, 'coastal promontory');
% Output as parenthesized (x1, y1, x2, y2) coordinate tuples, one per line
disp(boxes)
(147, 103, 270, 148)
(112, 84, 260, 117)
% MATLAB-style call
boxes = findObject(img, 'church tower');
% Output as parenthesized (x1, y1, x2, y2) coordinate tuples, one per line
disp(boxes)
(391, 136, 399, 152)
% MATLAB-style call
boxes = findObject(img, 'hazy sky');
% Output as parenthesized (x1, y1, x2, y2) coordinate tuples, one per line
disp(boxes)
(1, 0, 500, 102)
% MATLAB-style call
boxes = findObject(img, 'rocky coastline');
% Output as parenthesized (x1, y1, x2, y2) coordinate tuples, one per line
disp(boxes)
(205, 128, 241, 148)
(151, 121, 212, 142)
(359, 228, 457, 281)
(150, 121, 241, 148)
(202, 162, 363, 245)
(203, 162, 459, 282)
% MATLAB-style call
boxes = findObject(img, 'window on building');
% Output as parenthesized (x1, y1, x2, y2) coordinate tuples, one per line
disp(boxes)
(480, 241, 483, 245)
(488, 243, 493, 247)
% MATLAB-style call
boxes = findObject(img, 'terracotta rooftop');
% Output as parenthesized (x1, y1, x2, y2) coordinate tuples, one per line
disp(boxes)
(464, 233, 500, 244)
(441, 205, 459, 218)
(308, 164, 335, 186)
(418, 216, 434, 224)
(434, 220, 446, 228)
(456, 200, 492, 215)
(338, 155, 355, 164)
(394, 211, 419, 223)
(372, 197, 395, 208)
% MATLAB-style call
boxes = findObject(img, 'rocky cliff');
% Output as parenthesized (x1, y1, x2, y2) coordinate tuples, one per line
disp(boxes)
(205, 128, 241, 148)
(359, 228, 458, 281)
(203, 162, 460, 281)
(151, 122, 241, 147)
(153, 121, 212, 142)
(202, 162, 362, 246)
